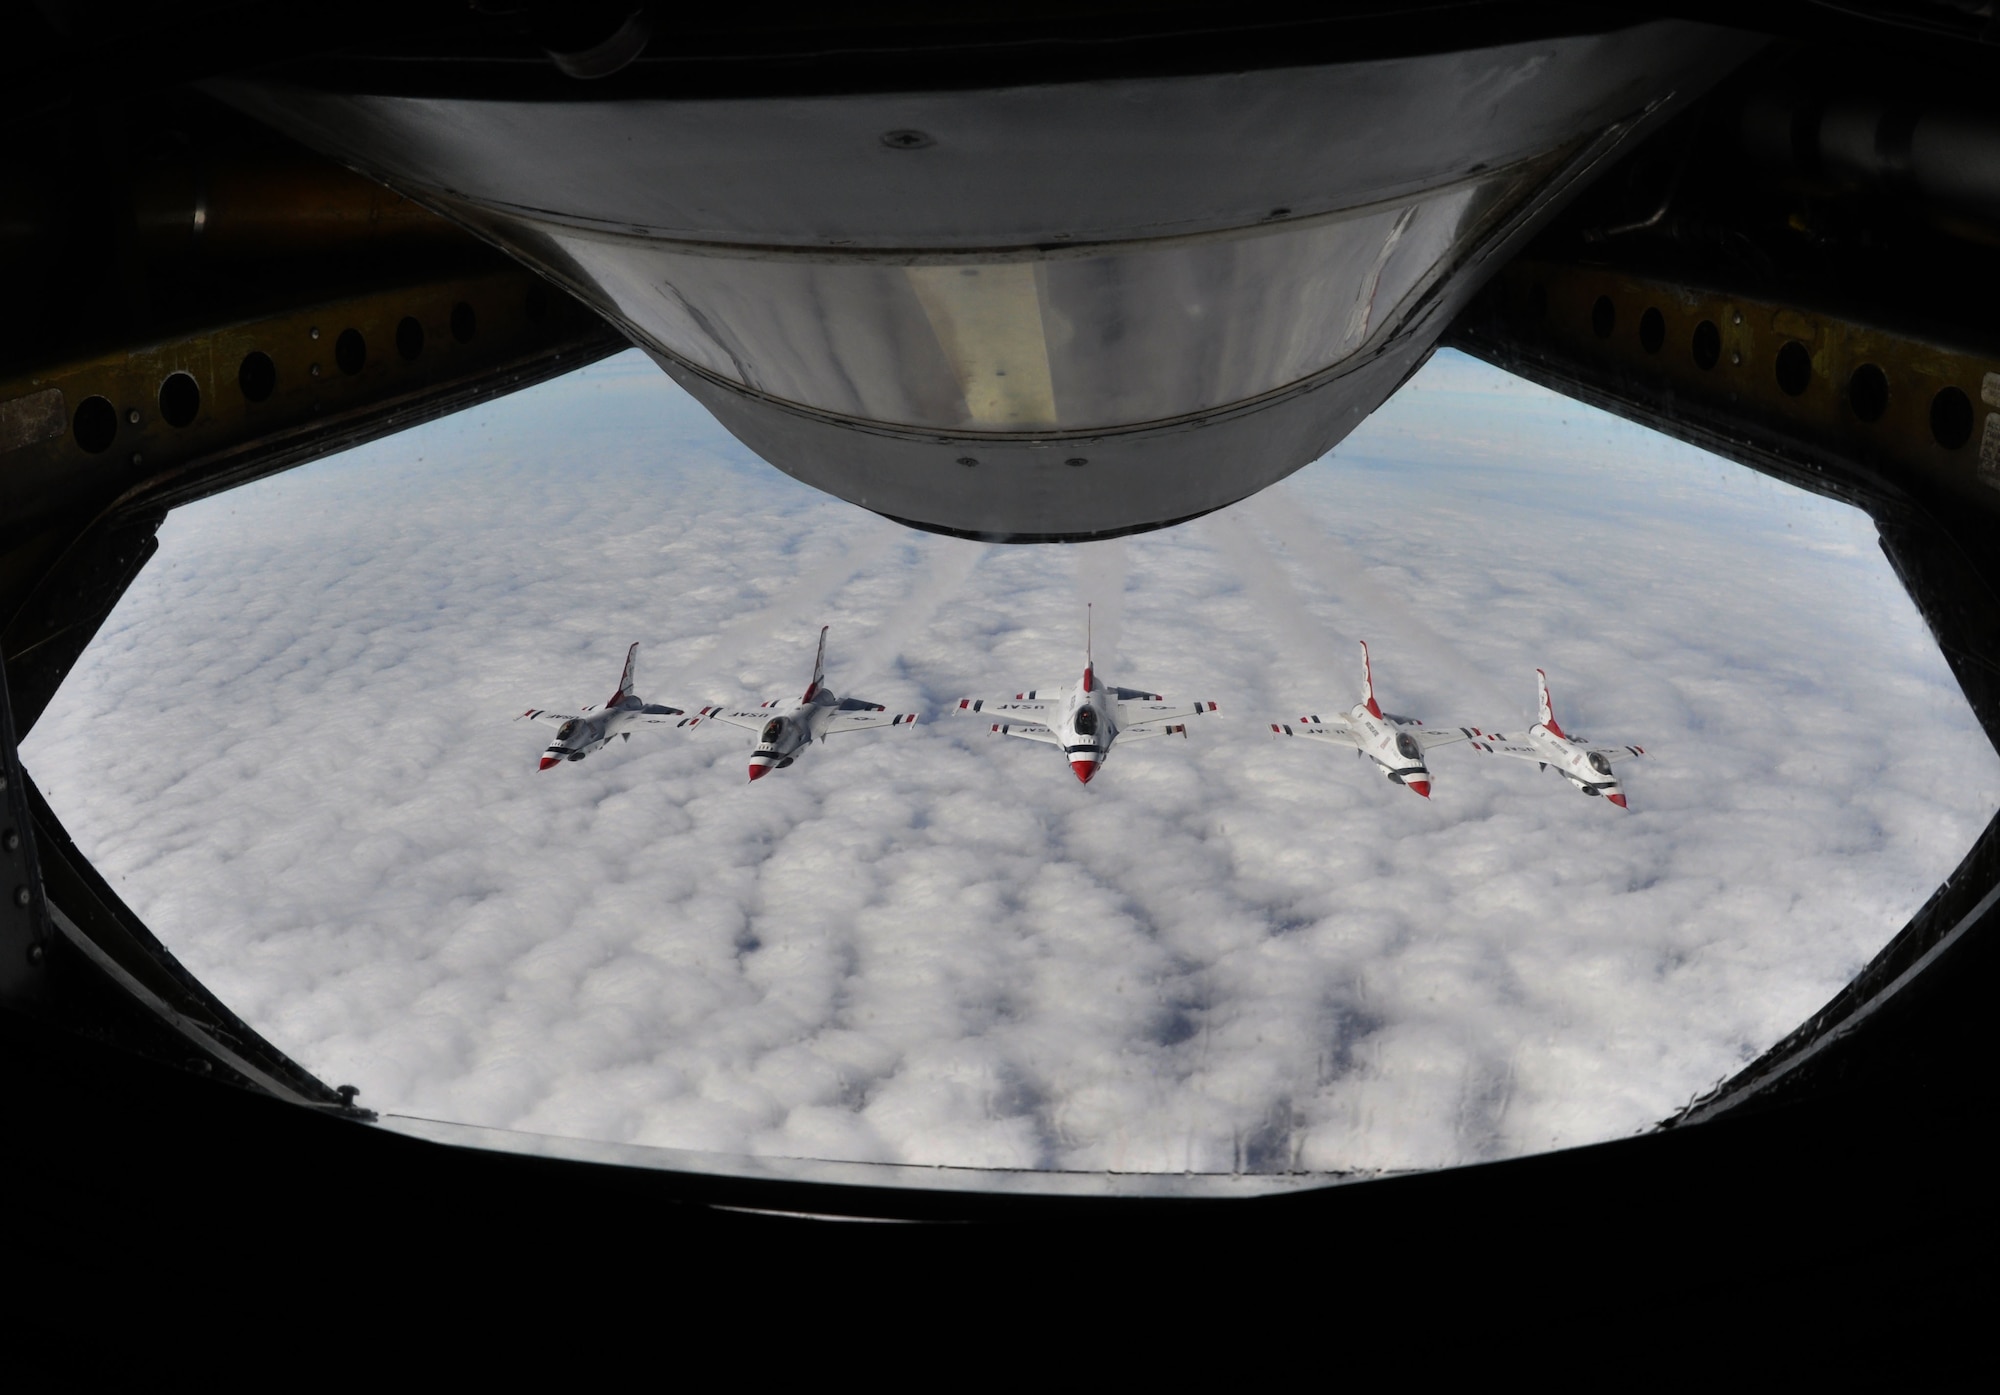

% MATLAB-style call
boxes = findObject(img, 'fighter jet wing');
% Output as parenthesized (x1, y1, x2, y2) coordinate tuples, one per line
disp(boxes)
(1119, 699, 1219, 728)
(518, 709, 579, 727)
(1270, 717, 1362, 747)
(1589, 744, 1647, 763)
(1465, 732, 1544, 762)
(693, 703, 783, 732)
(821, 706, 919, 735)
(952, 695, 1055, 726)
(991, 722, 1061, 744)
(1416, 726, 1478, 751)
(1117, 722, 1188, 742)
(635, 703, 689, 723)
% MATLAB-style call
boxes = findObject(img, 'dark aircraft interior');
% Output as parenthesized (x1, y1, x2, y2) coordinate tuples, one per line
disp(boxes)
(3, 1, 1995, 1348)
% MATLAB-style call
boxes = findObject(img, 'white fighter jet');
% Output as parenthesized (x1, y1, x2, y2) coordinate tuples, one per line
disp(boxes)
(951, 610, 1218, 783)
(1465, 668, 1646, 808)
(1268, 641, 1471, 799)
(518, 642, 689, 770)
(691, 626, 917, 781)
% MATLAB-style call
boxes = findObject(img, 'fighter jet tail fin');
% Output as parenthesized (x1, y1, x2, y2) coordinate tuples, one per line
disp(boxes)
(1082, 603, 1095, 693)
(802, 625, 830, 702)
(1359, 640, 1383, 719)
(1536, 668, 1567, 739)
(610, 642, 640, 706)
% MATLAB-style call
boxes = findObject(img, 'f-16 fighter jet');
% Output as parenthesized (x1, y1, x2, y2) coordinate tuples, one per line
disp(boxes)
(519, 642, 688, 770)
(692, 626, 917, 782)
(1268, 641, 1471, 799)
(1465, 669, 1646, 808)
(951, 609, 1218, 784)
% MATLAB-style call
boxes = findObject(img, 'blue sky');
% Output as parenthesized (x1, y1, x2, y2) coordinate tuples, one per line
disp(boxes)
(24, 348, 1996, 1175)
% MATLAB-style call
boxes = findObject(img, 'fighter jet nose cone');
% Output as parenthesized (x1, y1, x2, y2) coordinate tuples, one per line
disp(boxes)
(1070, 760, 1097, 784)
(1406, 779, 1431, 799)
(1606, 791, 1628, 808)
(747, 764, 769, 782)
(538, 756, 559, 771)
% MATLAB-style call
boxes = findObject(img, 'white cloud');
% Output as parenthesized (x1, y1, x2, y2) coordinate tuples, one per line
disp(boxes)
(25, 348, 1997, 1177)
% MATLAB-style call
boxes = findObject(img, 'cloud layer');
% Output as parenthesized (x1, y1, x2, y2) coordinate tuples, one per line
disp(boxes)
(26, 349, 1998, 1175)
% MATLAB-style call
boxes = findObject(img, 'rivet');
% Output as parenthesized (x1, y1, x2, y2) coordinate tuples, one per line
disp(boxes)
(26, 943, 43, 966)
(881, 129, 934, 149)
(3, 830, 18, 851)
(14, 885, 30, 907)
(130, 452, 143, 466)
(1066, 457, 1088, 467)
(1731, 351, 1742, 366)
(1732, 311, 1743, 326)
(309, 326, 321, 340)
(957, 456, 978, 467)
(0, 773, 9, 790)
(310, 363, 322, 377)
(126, 408, 141, 425)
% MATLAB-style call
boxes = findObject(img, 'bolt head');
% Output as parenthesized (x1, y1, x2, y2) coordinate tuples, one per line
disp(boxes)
(14, 886, 30, 907)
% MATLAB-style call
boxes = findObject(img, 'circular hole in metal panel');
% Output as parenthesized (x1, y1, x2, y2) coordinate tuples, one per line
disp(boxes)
(1591, 294, 1615, 339)
(238, 351, 276, 402)
(157, 371, 200, 428)
(72, 395, 116, 453)
(1775, 340, 1812, 397)
(1848, 363, 1889, 423)
(1692, 319, 1721, 370)
(1931, 386, 1974, 450)
(335, 328, 366, 376)
(1639, 307, 1665, 355)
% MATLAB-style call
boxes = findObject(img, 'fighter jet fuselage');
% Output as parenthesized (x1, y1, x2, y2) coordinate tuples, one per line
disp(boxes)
(1270, 642, 1470, 799)
(1465, 670, 1645, 808)
(695, 627, 918, 781)
(521, 643, 689, 770)
(956, 611, 1217, 784)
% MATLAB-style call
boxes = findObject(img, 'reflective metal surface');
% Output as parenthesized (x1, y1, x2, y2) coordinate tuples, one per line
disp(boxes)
(216, 20, 1755, 537)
